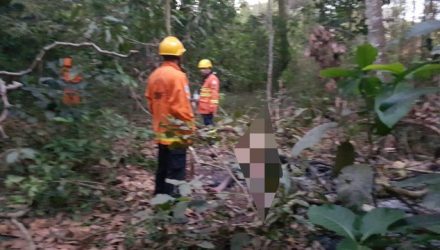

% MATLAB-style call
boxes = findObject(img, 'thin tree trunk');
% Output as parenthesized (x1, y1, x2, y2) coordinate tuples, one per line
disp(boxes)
(276, 0, 290, 83)
(267, 0, 274, 110)
(165, 0, 171, 35)
(365, 0, 387, 63)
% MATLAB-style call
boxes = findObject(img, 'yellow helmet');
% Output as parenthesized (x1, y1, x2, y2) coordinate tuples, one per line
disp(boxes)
(198, 59, 213, 69)
(159, 36, 186, 56)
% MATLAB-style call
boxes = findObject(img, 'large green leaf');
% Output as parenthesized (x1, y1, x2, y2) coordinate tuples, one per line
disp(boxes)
(393, 174, 440, 188)
(411, 64, 440, 80)
(291, 122, 338, 157)
(307, 205, 358, 241)
(422, 191, 440, 212)
(375, 86, 440, 128)
(393, 214, 440, 234)
(362, 63, 406, 75)
(335, 165, 374, 209)
(360, 208, 406, 242)
(320, 67, 356, 78)
(356, 44, 378, 68)
(337, 238, 371, 250)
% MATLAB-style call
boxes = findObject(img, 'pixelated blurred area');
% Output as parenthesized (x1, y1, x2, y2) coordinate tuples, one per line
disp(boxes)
(234, 105, 281, 221)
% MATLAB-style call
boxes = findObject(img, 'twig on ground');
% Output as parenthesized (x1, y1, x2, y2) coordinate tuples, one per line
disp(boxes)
(381, 183, 428, 199)
(200, 161, 225, 170)
(0, 208, 30, 219)
(307, 162, 332, 193)
(209, 147, 257, 214)
(10, 218, 36, 250)
(401, 119, 440, 135)
(188, 146, 200, 178)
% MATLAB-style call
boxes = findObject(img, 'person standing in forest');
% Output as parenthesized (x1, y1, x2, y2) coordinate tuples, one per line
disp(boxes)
(145, 36, 195, 196)
(197, 59, 220, 126)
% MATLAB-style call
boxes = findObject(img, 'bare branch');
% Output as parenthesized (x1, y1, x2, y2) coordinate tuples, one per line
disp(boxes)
(11, 218, 36, 250)
(0, 41, 139, 77)
(401, 119, 440, 135)
(0, 80, 23, 138)
(0, 208, 30, 219)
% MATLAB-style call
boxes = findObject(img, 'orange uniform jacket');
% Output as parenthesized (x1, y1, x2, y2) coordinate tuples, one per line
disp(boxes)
(198, 73, 220, 115)
(62, 65, 83, 106)
(145, 61, 195, 145)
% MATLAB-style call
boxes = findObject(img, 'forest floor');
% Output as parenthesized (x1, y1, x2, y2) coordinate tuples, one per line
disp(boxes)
(1, 95, 439, 250)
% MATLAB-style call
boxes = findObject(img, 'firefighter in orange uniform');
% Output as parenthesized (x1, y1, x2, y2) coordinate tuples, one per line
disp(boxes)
(61, 56, 82, 105)
(197, 59, 220, 126)
(145, 36, 195, 196)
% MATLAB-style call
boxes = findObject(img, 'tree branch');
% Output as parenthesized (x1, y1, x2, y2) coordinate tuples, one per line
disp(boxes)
(11, 218, 36, 250)
(0, 80, 23, 138)
(0, 41, 139, 77)
(401, 119, 440, 135)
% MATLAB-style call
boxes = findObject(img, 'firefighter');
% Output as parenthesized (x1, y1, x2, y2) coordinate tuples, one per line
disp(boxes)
(145, 36, 195, 196)
(197, 59, 220, 126)
(61, 56, 82, 106)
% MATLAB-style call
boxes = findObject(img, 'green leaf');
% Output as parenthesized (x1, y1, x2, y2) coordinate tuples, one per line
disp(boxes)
(393, 174, 440, 188)
(356, 44, 378, 68)
(178, 183, 192, 196)
(151, 194, 175, 205)
(337, 238, 371, 250)
(6, 151, 19, 164)
(392, 214, 440, 234)
(52, 117, 74, 123)
(188, 199, 208, 213)
(189, 179, 204, 189)
(427, 225, 440, 234)
(362, 63, 406, 74)
(280, 164, 292, 195)
(333, 141, 355, 176)
(197, 241, 215, 249)
(165, 179, 186, 186)
(335, 165, 374, 209)
(5, 175, 25, 187)
(360, 208, 406, 242)
(372, 116, 393, 136)
(20, 148, 37, 160)
(422, 191, 440, 212)
(307, 205, 358, 241)
(103, 15, 123, 23)
(375, 86, 440, 128)
(411, 64, 440, 79)
(230, 233, 250, 250)
(320, 68, 356, 78)
(291, 122, 338, 157)
(172, 201, 189, 219)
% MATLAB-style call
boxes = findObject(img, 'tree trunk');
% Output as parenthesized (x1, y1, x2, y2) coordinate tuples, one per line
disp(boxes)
(365, 0, 387, 63)
(165, 0, 171, 35)
(267, 0, 274, 109)
(276, 0, 290, 83)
